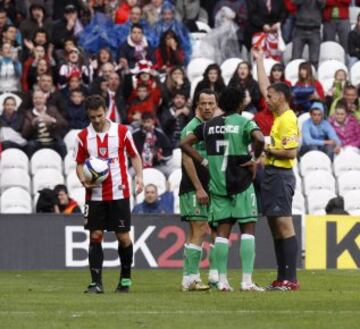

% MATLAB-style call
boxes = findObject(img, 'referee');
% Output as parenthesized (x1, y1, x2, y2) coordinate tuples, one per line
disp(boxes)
(254, 49, 300, 291)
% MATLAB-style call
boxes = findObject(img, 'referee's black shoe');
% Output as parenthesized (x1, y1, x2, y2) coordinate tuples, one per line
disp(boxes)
(114, 278, 132, 293)
(84, 282, 104, 294)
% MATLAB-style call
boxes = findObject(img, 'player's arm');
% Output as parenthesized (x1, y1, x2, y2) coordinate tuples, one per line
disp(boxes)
(130, 153, 144, 195)
(124, 128, 144, 194)
(182, 152, 209, 204)
(253, 48, 270, 98)
(74, 134, 97, 189)
(180, 133, 207, 166)
(76, 164, 98, 189)
(252, 129, 265, 159)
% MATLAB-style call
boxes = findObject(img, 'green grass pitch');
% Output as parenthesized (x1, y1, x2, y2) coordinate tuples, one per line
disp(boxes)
(0, 269, 359, 329)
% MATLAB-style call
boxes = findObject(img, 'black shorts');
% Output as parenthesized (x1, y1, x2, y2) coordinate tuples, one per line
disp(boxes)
(261, 166, 295, 217)
(84, 199, 131, 232)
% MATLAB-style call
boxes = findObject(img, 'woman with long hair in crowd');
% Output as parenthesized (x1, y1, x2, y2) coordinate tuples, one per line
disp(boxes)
(228, 61, 261, 113)
(154, 30, 185, 72)
(162, 65, 190, 107)
(293, 61, 324, 114)
(269, 63, 291, 87)
(194, 63, 226, 97)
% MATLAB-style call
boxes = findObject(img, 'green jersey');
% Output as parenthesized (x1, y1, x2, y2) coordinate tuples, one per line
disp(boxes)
(179, 117, 209, 195)
(193, 113, 259, 197)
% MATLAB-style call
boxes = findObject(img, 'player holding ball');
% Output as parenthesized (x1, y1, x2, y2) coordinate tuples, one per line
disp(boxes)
(75, 95, 143, 294)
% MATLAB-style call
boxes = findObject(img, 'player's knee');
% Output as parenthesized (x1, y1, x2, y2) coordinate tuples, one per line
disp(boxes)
(90, 234, 103, 244)
(117, 233, 131, 247)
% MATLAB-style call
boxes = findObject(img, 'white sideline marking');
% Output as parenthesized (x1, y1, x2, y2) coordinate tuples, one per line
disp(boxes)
(1, 310, 359, 316)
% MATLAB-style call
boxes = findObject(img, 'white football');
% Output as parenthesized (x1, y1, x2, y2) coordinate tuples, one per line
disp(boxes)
(83, 157, 110, 185)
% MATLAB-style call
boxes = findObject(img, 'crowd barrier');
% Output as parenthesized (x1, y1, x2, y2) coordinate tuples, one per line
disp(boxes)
(0, 214, 303, 270)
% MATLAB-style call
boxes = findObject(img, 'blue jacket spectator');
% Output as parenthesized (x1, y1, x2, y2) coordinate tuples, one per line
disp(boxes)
(132, 184, 173, 214)
(300, 102, 341, 160)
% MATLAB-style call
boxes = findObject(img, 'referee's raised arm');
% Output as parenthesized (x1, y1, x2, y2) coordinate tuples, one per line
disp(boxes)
(253, 48, 270, 98)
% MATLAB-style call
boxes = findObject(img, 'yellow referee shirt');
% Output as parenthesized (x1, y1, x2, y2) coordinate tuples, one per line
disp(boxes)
(265, 109, 299, 169)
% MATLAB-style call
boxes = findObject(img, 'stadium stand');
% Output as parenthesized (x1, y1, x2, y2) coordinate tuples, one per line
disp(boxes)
(0, 1, 360, 215)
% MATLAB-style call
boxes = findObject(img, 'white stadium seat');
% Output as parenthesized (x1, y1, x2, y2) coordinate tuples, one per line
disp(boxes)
(0, 187, 32, 214)
(64, 153, 77, 176)
(282, 42, 309, 65)
(0, 168, 31, 193)
(297, 112, 310, 143)
(292, 191, 305, 214)
(167, 148, 182, 170)
(168, 168, 182, 191)
(30, 148, 63, 176)
(344, 190, 360, 215)
(253, 58, 279, 81)
(285, 59, 307, 85)
(220, 57, 243, 84)
(64, 129, 82, 153)
(337, 171, 360, 196)
(307, 190, 336, 214)
(317, 60, 347, 87)
(66, 170, 83, 191)
(350, 61, 360, 87)
(69, 188, 85, 211)
(293, 169, 303, 193)
(187, 57, 213, 83)
(319, 41, 345, 64)
(350, 6, 360, 26)
(303, 170, 336, 196)
(0, 148, 29, 173)
(33, 169, 64, 195)
(190, 76, 203, 101)
(300, 151, 332, 176)
(333, 151, 360, 178)
(136, 168, 167, 204)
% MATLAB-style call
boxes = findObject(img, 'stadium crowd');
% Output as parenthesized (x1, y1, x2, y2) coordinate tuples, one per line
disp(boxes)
(1, 0, 360, 214)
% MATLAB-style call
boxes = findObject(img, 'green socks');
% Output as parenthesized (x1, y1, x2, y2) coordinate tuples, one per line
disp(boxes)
(187, 244, 202, 275)
(209, 243, 217, 271)
(240, 234, 255, 284)
(214, 237, 229, 275)
(183, 243, 202, 275)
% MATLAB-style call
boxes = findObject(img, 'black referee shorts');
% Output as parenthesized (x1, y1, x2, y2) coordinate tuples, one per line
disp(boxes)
(261, 166, 296, 217)
(84, 199, 131, 232)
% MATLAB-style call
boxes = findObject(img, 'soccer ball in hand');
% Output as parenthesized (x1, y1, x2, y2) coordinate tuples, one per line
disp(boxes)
(83, 157, 110, 185)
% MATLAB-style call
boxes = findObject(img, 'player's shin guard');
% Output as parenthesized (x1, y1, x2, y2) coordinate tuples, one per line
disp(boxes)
(118, 243, 133, 280)
(240, 234, 255, 285)
(282, 236, 298, 281)
(89, 242, 104, 284)
(214, 237, 229, 280)
(187, 243, 202, 281)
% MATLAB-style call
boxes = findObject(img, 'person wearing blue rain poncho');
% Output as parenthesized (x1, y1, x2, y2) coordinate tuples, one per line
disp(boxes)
(78, 12, 118, 57)
(153, 2, 192, 64)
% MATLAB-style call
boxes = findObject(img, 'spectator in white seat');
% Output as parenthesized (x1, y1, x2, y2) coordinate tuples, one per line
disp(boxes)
(300, 101, 341, 160)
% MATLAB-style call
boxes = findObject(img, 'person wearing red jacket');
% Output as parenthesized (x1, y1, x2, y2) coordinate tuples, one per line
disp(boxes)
(115, 0, 138, 25)
(322, 0, 351, 52)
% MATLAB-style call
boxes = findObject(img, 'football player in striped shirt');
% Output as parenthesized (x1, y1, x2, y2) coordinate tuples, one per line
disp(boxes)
(75, 95, 143, 294)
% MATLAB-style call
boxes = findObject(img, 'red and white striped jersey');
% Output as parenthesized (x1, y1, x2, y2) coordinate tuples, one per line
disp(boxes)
(74, 121, 138, 201)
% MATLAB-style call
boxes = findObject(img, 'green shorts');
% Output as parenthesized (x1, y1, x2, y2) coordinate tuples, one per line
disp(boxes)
(209, 184, 258, 224)
(179, 191, 208, 221)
